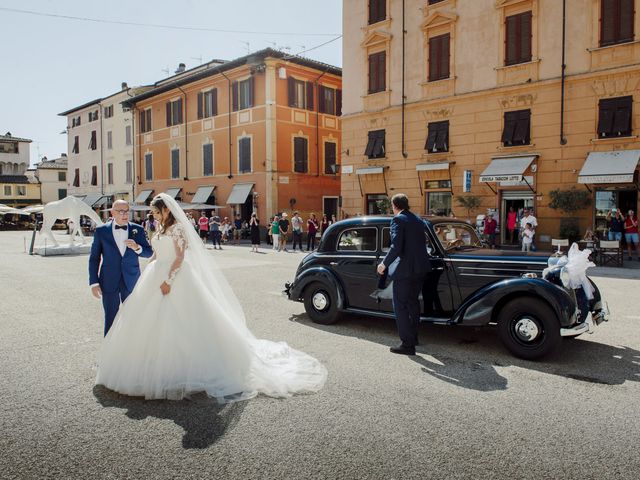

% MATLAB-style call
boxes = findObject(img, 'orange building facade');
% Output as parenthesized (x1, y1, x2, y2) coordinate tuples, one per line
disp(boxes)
(124, 49, 342, 227)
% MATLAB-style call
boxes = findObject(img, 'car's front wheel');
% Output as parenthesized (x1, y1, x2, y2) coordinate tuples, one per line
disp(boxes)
(303, 281, 340, 325)
(497, 298, 561, 360)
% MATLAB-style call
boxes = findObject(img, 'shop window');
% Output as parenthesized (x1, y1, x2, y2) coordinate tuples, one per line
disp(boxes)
(425, 121, 449, 153)
(502, 109, 531, 146)
(505, 11, 532, 66)
(365, 129, 386, 158)
(294, 137, 308, 173)
(368, 51, 386, 94)
(600, 0, 635, 47)
(368, 0, 386, 25)
(427, 192, 452, 216)
(366, 194, 388, 214)
(598, 96, 632, 138)
(429, 34, 450, 81)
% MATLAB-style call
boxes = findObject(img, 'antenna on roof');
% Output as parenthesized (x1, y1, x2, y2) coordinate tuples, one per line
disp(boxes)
(161, 66, 170, 77)
(191, 55, 203, 65)
(241, 41, 250, 54)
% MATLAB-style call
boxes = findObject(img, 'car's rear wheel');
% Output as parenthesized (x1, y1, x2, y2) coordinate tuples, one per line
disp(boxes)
(303, 281, 340, 325)
(497, 298, 561, 360)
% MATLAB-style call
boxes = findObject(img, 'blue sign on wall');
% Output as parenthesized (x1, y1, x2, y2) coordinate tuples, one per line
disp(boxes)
(463, 170, 472, 193)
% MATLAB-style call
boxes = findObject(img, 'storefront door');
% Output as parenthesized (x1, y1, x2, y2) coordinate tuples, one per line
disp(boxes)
(500, 191, 534, 246)
(595, 188, 638, 240)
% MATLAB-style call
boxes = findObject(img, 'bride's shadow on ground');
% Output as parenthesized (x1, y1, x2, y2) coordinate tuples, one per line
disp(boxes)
(290, 313, 640, 392)
(93, 386, 245, 449)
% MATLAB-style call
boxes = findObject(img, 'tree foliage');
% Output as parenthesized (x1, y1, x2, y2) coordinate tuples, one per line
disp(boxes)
(548, 188, 592, 213)
(456, 195, 481, 219)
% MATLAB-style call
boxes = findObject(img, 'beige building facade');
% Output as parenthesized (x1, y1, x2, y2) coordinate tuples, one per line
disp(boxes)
(35, 155, 68, 204)
(0, 133, 40, 207)
(341, 0, 640, 245)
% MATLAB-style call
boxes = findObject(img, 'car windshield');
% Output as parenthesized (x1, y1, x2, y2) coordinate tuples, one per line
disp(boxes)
(433, 222, 483, 251)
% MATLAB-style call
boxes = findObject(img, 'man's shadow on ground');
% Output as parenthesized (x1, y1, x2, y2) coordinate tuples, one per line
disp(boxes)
(93, 386, 245, 449)
(290, 313, 640, 392)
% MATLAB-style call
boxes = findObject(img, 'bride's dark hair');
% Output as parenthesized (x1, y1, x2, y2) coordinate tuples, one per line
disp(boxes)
(150, 196, 176, 233)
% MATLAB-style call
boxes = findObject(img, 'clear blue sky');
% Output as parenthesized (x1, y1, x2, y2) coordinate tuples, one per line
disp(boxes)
(0, 0, 342, 166)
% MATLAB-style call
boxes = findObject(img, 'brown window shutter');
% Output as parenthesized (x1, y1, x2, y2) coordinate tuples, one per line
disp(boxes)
(502, 111, 517, 144)
(597, 101, 616, 137)
(318, 85, 326, 113)
(288, 77, 295, 107)
(365, 131, 376, 157)
(612, 96, 633, 135)
(232, 81, 239, 111)
(620, 0, 635, 41)
(197, 92, 203, 119)
(139, 110, 145, 132)
(73, 168, 80, 187)
(426, 126, 438, 151)
(306, 81, 315, 111)
(521, 12, 532, 63)
(513, 110, 531, 144)
(91, 166, 97, 186)
(442, 34, 450, 79)
(166, 102, 172, 126)
(336, 89, 342, 116)
(72, 136, 79, 154)
(505, 15, 518, 65)
(178, 98, 184, 123)
(212, 89, 218, 116)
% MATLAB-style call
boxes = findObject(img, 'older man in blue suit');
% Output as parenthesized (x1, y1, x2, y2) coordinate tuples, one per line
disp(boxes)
(89, 200, 153, 336)
(378, 193, 431, 355)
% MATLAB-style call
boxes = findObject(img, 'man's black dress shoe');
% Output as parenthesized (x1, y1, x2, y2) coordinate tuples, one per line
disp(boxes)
(390, 345, 416, 355)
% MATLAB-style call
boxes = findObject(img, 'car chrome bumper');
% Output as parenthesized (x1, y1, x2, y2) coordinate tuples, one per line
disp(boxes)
(283, 282, 292, 298)
(561, 303, 609, 337)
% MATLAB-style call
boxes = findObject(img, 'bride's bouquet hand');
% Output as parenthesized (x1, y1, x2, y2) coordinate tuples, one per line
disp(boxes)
(160, 281, 171, 295)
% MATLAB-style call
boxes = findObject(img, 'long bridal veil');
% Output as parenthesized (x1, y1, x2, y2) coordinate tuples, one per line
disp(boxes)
(156, 193, 327, 400)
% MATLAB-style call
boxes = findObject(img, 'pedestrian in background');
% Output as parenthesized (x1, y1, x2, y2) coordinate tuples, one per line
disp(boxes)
(606, 208, 625, 241)
(198, 211, 209, 244)
(249, 213, 260, 253)
(209, 214, 222, 250)
(278, 213, 289, 252)
(522, 223, 534, 252)
(291, 211, 304, 252)
(624, 209, 638, 261)
(307, 213, 319, 251)
(233, 214, 243, 245)
(507, 206, 517, 244)
(271, 215, 280, 251)
(320, 214, 330, 237)
(222, 217, 231, 243)
(484, 213, 497, 248)
(520, 208, 537, 251)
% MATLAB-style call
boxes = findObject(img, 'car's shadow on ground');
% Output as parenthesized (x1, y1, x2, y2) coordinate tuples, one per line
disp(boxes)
(93, 385, 245, 449)
(290, 313, 640, 392)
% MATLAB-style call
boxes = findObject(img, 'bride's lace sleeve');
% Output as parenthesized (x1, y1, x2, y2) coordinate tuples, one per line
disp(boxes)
(165, 223, 188, 285)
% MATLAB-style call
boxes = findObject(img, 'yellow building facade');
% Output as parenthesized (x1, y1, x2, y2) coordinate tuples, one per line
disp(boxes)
(341, 0, 640, 246)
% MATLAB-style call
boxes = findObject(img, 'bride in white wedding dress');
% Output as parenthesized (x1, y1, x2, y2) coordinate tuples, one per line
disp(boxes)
(96, 193, 327, 401)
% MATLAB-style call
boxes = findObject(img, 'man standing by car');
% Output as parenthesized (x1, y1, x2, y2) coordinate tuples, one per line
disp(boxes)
(377, 193, 430, 355)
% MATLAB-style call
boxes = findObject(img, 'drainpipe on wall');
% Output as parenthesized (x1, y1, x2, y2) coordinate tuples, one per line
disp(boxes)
(125, 88, 137, 204)
(99, 104, 104, 195)
(219, 70, 234, 179)
(401, 0, 408, 159)
(560, 0, 568, 145)
(314, 68, 329, 177)
(172, 83, 189, 180)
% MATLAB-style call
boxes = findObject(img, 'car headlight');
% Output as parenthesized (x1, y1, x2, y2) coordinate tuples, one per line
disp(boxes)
(559, 267, 571, 288)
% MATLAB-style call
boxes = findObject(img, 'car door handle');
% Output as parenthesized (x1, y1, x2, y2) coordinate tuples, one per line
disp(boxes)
(329, 261, 338, 266)
(433, 266, 445, 271)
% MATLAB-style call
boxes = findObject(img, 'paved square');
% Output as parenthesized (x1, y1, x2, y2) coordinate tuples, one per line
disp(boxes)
(1, 231, 639, 479)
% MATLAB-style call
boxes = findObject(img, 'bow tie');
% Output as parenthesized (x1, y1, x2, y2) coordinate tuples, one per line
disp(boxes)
(115, 224, 128, 230)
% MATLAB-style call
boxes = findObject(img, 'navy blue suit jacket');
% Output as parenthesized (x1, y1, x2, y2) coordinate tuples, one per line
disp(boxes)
(382, 210, 431, 280)
(88, 221, 153, 293)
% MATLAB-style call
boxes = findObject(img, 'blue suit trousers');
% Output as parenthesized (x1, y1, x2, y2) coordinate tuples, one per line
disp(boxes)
(101, 278, 131, 336)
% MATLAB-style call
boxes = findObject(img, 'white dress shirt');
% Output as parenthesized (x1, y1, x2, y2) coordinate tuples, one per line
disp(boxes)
(112, 221, 129, 256)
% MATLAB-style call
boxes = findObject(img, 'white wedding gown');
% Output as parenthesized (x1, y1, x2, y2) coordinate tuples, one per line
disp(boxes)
(96, 222, 327, 401)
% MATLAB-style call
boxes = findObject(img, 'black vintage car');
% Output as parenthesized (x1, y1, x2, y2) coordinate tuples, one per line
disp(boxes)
(285, 216, 609, 360)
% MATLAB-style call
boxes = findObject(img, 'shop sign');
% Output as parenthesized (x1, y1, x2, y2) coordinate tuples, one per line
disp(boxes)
(479, 174, 522, 183)
(578, 174, 634, 184)
(499, 176, 534, 187)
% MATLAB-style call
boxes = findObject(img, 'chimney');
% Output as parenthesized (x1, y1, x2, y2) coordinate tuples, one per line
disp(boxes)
(121, 82, 128, 90)
(42, 156, 47, 161)
(61, 153, 67, 157)
(175, 63, 186, 74)
(5, 132, 11, 137)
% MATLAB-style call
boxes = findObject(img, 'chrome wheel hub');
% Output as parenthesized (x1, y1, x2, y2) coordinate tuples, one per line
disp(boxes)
(514, 317, 540, 342)
(312, 292, 328, 311)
